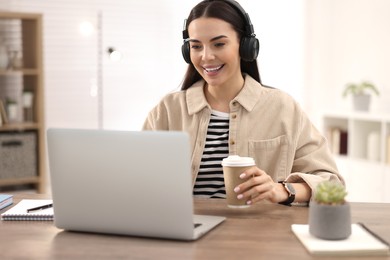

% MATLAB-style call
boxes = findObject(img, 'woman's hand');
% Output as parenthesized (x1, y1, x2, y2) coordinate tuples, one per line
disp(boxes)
(233, 166, 288, 205)
(233, 166, 312, 205)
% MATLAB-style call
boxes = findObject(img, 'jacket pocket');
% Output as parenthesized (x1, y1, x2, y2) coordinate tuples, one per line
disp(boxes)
(248, 135, 289, 181)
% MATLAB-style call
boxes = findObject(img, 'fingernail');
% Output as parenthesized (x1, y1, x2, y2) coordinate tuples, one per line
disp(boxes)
(246, 200, 252, 205)
(239, 173, 246, 179)
(234, 187, 240, 193)
(237, 194, 243, 199)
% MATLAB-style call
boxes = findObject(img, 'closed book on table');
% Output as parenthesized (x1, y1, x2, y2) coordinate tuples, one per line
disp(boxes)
(0, 194, 13, 210)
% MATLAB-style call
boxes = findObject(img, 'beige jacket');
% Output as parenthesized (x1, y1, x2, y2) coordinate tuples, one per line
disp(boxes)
(143, 75, 344, 192)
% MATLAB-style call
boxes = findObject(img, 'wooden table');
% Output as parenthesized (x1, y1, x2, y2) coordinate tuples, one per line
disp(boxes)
(1, 194, 389, 260)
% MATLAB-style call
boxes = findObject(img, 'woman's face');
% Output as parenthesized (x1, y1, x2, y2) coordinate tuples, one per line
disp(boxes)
(187, 17, 242, 88)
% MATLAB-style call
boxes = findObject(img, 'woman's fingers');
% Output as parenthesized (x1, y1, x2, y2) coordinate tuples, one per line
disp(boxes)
(234, 166, 276, 203)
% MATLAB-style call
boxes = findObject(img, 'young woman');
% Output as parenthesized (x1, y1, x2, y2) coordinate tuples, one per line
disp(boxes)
(143, 0, 344, 206)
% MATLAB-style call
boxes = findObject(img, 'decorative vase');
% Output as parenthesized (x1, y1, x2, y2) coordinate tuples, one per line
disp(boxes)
(308, 200, 352, 240)
(7, 103, 18, 122)
(9, 50, 23, 69)
(23, 92, 34, 122)
(353, 94, 370, 111)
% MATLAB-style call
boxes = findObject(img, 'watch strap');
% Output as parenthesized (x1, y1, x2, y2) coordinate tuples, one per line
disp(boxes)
(278, 181, 295, 206)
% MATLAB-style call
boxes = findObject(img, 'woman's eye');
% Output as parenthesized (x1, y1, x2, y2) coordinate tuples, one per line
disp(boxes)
(190, 45, 201, 50)
(215, 42, 225, 47)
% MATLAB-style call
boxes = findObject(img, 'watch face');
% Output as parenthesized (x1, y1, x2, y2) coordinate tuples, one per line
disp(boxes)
(286, 183, 296, 195)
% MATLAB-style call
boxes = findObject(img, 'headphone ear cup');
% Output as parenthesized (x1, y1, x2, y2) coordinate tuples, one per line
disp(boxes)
(240, 37, 259, 62)
(181, 41, 191, 64)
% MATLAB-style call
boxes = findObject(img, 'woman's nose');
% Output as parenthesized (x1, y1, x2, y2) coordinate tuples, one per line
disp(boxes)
(202, 47, 215, 61)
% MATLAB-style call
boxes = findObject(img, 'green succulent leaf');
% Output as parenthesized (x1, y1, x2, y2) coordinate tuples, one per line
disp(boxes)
(314, 181, 347, 205)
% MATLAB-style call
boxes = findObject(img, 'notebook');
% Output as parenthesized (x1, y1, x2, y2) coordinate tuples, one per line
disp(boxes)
(1, 199, 53, 221)
(47, 128, 225, 240)
(292, 223, 390, 256)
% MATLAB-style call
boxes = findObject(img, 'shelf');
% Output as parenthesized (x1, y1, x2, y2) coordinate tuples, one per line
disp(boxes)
(0, 11, 40, 20)
(0, 12, 45, 193)
(0, 122, 40, 132)
(323, 112, 390, 163)
(323, 110, 390, 122)
(0, 176, 40, 186)
(334, 156, 390, 202)
(0, 68, 40, 76)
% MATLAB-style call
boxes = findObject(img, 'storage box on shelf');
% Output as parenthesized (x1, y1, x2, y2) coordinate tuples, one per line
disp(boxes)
(323, 112, 390, 203)
(0, 12, 45, 193)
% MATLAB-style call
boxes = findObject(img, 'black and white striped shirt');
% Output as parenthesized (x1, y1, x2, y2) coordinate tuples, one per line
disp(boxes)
(193, 110, 229, 199)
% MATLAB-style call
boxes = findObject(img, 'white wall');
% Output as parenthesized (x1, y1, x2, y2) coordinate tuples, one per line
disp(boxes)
(305, 0, 390, 127)
(305, 0, 390, 203)
(1, 0, 305, 130)
(3, 0, 390, 201)
(241, 0, 305, 105)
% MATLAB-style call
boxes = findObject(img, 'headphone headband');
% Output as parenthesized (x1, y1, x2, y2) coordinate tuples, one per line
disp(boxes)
(217, 0, 255, 37)
(182, 0, 255, 40)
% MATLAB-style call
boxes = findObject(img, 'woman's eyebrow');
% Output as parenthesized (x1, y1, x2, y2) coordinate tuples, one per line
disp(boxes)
(210, 35, 228, 42)
(187, 35, 228, 43)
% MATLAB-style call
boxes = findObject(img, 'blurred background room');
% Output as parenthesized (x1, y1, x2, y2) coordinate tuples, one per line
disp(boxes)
(0, 0, 389, 202)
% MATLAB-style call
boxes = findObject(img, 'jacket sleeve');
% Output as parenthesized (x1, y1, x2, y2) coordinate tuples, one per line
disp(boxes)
(142, 109, 156, 130)
(285, 108, 345, 190)
(142, 101, 169, 131)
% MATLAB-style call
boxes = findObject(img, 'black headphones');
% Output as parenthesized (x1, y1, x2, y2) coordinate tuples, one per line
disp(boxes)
(181, 0, 259, 64)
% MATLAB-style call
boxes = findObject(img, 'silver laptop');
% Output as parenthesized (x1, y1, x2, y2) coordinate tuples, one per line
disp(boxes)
(47, 128, 225, 240)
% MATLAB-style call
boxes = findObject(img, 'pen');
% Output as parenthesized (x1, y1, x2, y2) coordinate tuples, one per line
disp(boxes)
(27, 203, 53, 213)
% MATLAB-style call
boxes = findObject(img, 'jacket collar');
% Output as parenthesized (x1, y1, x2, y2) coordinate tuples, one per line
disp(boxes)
(186, 80, 208, 115)
(186, 74, 268, 115)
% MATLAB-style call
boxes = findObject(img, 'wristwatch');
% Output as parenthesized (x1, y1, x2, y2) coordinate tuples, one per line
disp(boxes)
(278, 181, 296, 206)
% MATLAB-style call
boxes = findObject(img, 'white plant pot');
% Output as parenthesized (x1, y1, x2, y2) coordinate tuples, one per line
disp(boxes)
(353, 94, 371, 111)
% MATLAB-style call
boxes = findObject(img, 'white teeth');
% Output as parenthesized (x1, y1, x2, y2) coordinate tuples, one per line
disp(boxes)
(204, 65, 223, 72)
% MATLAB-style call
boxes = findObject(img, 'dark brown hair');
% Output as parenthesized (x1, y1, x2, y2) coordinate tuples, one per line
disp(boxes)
(181, 0, 261, 90)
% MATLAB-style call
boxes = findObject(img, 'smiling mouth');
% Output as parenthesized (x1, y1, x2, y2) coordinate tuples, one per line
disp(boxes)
(203, 65, 224, 73)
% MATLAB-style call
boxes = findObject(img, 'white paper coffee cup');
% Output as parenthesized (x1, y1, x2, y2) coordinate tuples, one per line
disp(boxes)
(222, 155, 255, 208)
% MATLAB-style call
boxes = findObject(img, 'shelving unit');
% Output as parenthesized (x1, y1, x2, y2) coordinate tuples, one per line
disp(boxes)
(323, 112, 390, 163)
(323, 112, 390, 202)
(0, 12, 45, 193)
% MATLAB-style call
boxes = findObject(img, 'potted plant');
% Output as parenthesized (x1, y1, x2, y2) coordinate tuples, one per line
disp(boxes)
(308, 181, 351, 240)
(342, 81, 379, 111)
